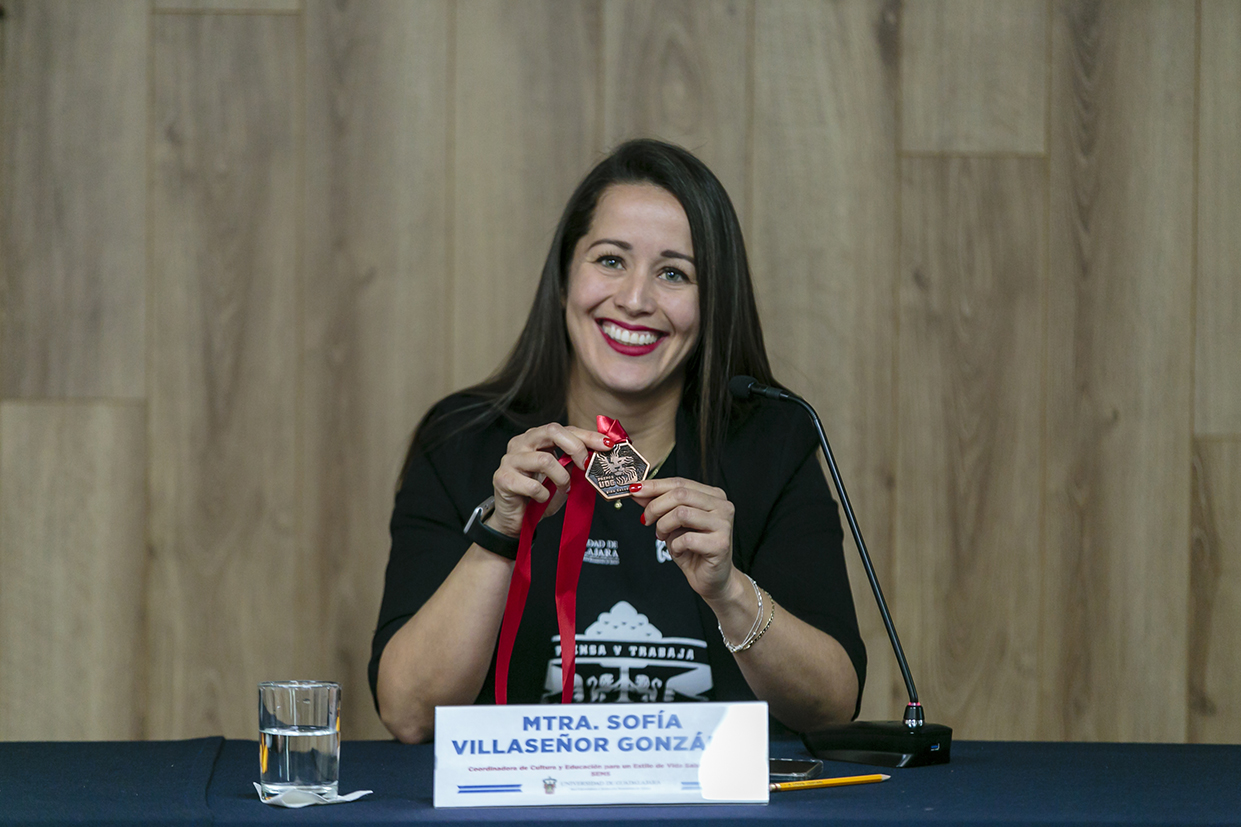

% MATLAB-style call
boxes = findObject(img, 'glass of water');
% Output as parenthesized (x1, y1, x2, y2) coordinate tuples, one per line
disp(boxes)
(258, 681, 340, 796)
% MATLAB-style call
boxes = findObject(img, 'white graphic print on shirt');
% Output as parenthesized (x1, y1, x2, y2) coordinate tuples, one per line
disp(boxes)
(582, 538, 620, 566)
(542, 601, 711, 703)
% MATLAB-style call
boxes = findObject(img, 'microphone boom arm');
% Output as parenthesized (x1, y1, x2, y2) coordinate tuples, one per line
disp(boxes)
(788, 394, 921, 719)
(729, 375, 950, 767)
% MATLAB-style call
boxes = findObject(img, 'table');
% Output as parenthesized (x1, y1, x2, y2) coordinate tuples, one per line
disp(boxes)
(2, 738, 1239, 826)
(0, 737, 221, 826)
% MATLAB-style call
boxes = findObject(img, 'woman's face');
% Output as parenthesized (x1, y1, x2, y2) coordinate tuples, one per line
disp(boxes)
(564, 183, 700, 403)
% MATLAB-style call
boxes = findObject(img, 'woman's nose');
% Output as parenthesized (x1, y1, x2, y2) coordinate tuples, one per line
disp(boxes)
(614, 270, 655, 314)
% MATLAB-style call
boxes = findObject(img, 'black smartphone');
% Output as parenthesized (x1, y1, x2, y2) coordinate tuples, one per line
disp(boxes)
(768, 758, 823, 781)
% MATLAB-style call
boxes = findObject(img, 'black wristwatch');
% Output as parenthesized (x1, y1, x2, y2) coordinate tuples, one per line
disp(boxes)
(463, 496, 520, 560)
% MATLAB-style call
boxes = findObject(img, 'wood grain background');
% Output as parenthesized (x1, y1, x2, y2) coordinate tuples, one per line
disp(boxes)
(1, 0, 1237, 744)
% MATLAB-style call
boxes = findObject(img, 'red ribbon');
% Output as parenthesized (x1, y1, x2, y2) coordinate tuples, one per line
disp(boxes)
(596, 415, 630, 445)
(494, 419, 630, 704)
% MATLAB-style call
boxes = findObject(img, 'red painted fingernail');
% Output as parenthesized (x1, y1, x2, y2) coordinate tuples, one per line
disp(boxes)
(629, 482, 642, 493)
(603, 437, 614, 449)
(639, 513, 647, 525)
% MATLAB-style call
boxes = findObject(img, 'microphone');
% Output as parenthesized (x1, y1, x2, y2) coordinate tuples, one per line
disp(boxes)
(730, 376, 951, 768)
(727, 374, 792, 401)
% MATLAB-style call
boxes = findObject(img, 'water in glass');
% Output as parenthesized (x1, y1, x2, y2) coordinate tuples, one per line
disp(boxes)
(259, 724, 339, 795)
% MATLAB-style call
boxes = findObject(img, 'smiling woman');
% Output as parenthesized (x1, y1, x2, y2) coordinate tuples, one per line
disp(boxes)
(565, 183, 700, 414)
(369, 140, 866, 744)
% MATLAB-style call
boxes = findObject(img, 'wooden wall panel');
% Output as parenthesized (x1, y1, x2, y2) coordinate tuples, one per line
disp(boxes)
(897, 158, 1045, 739)
(0, 0, 1232, 746)
(303, 0, 450, 740)
(901, 0, 1048, 154)
(602, 0, 750, 220)
(1196, 0, 1241, 435)
(0, 403, 146, 740)
(155, 1, 299, 10)
(1188, 439, 1241, 744)
(147, 13, 302, 740)
(1043, 0, 1195, 742)
(0, 0, 146, 399)
(751, 0, 900, 723)
(451, 0, 602, 388)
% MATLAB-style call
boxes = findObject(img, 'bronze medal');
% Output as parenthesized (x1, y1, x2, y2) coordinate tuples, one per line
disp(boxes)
(585, 440, 650, 500)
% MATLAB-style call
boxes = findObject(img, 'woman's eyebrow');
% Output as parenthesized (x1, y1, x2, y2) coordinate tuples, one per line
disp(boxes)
(586, 238, 695, 265)
(587, 238, 631, 251)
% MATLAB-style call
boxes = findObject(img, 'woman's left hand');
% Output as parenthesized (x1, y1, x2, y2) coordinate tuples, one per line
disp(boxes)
(633, 475, 860, 730)
(630, 478, 736, 601)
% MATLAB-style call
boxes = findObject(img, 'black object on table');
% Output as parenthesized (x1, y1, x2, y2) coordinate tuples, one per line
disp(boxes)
(3, 738, 1240, 826)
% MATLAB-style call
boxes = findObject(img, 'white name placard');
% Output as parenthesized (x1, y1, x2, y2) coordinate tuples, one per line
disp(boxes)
(433, 702, 768, 807)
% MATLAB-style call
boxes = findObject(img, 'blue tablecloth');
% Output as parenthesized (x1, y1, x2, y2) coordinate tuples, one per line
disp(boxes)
(3, 738, 1239, 826)
(0, 737, 221, 826)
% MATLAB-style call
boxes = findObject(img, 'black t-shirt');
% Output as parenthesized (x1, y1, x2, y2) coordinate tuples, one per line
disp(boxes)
(369, 395, 867, 724)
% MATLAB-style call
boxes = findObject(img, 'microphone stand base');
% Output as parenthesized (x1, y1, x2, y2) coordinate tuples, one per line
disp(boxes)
(801, 721, 953, 768)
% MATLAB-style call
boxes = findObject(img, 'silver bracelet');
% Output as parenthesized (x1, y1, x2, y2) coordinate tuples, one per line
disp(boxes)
(746, 596, 777, 651)
(719, 574, 765, 654)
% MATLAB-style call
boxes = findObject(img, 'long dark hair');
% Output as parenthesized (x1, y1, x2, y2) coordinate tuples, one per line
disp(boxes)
(406, 138, 775, 481)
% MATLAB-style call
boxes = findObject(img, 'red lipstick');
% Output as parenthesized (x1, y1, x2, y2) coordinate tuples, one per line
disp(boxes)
(597, 319, 665, 356)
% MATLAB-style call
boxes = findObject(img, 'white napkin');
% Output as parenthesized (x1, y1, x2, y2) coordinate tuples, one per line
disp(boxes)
(253, 782, 373, 808)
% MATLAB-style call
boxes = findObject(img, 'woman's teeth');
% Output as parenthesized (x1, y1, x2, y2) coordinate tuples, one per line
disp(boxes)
(601, 321, 659, 346)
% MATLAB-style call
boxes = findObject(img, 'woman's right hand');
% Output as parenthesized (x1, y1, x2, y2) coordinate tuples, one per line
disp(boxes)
(488, 423, 613, 538)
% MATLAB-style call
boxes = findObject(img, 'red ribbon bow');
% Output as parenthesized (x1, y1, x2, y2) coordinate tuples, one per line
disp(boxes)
(494, 418, 630, 704)
(596, 415, 629, 445)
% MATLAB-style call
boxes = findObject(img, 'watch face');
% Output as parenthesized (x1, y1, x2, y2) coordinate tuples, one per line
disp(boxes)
(585, 441, 650, 500)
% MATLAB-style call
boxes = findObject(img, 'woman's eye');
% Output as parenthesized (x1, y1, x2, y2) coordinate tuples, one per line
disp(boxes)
(595, 255, 623, 269)
(660, 267, 691, 284)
